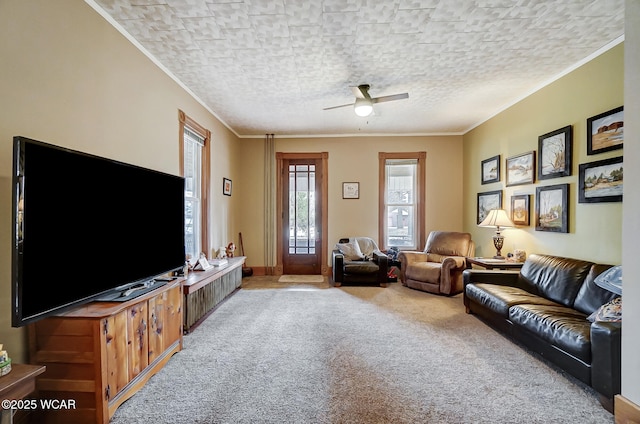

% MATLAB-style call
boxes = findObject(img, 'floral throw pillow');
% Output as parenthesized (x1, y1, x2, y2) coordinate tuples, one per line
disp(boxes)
(587, 297, 622, 322)
(336, 242, 364, 261)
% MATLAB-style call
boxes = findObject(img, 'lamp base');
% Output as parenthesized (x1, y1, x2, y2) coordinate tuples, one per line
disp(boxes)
(492, 234, 505, 260)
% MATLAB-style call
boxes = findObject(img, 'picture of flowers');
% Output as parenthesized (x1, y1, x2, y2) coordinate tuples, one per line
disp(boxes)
(535, 184, 568, 233)
(578, 157, 623, 203)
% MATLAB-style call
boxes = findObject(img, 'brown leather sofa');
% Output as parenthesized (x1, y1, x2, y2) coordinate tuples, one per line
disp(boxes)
(463, 253, 621, 412)
(399, 231, 474, 295)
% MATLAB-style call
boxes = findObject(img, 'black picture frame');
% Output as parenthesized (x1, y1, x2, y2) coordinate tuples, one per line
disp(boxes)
(342, 182, 359, 199)
(477, 190, 502, 225)
(223, 178, 232, 196)
(538, 125, 572, 180)
(535, 184, 568, 233)
(510, 194, 530, 226)
(481, 155, 500, 184)
(587, 106, 624, 155)
(506, 151, 535, 186)
(578, 156, 623, 203)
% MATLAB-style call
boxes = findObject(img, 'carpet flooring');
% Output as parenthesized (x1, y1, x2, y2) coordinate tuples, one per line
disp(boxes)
(110, 279, 614, 424)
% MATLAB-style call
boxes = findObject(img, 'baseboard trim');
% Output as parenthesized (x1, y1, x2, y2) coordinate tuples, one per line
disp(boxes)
(616, 395, 640, 423)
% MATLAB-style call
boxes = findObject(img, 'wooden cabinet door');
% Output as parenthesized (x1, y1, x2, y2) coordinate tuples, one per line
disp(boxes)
(127, 302, 148, 378)
(148, 285, 181, 363)
(105, 312, 129, 397)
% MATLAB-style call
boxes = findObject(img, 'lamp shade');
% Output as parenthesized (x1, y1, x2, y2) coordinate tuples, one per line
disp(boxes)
(354, 98, 373, 117)
(594, 265, 622, 295)
(478, 209, 514, 228)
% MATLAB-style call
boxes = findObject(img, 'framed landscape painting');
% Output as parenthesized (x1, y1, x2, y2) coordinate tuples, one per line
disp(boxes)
(578, 157, 623, 203)
(481, 155, 500, 184)
(587, 106, 624, 155)
(538, 125, 572, 180)
(535, 184, 568, 233)
(506, 151, 535, 186)
(510, 194, 530, 226)
(477, 190, 502, 225)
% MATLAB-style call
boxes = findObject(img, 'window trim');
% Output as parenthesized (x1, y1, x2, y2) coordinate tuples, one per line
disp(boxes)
(179, 109, 211, 258)
(378, 152, 426, 251)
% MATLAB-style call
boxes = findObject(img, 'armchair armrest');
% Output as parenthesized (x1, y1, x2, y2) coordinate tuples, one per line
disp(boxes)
(332, 250, 344, 284)
(372, 250, 389, 285)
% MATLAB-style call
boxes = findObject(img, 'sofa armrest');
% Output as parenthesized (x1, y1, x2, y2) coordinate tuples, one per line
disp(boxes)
(463, 269, 520, 287)
(590, 321, 621, 403)
(332, 250, 344, 283)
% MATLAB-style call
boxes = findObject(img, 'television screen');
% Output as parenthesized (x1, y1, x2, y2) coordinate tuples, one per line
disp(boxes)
(11, 136, 185, 326)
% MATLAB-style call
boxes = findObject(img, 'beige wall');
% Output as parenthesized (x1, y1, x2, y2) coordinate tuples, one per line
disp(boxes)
(623, 0, 640, 407)
(237, 135, 464, 269)
(0, 0, 239, 362)
(463, 44, 624, 263)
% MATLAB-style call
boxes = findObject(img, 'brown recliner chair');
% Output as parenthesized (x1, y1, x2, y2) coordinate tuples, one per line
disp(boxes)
(399, 231, 474, 295)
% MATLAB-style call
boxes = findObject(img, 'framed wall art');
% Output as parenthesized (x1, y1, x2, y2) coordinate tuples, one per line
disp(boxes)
(506, 151, 535, 186)
(481, 155, 500, 184)
(578, 156, 623, 203)
(510, 194, 530, 226)
(535, 184, 568, 233)
(223, 178, 232, 196)
(538, 125, 572, 180)
(342, 182, 359, 199)
(587, 106, 624, 155)
(477, 190, 502, 225)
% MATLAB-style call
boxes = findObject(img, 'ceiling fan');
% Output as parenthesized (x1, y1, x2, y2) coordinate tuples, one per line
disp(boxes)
(323, 84, 409, 117)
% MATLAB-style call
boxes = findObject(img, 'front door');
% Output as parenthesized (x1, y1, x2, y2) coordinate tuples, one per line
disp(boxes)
(282, 158, 322, 274)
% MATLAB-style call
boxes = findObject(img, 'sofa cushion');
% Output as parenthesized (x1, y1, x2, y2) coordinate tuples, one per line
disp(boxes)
(343, 260, 378, 275)
(336, 241, 364, 261)
(405, 261, 441, 282)
(509, 304, 591, 362)
(574, 264, 619, 315)
(466, 283, 560, 316)
(518, 254, 593, 307)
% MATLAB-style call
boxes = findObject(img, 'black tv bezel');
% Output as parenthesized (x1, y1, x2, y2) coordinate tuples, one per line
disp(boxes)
(11, 136, 185, 327)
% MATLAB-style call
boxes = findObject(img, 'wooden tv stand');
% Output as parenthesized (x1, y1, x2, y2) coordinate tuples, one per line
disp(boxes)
(28, 280, 183, 424)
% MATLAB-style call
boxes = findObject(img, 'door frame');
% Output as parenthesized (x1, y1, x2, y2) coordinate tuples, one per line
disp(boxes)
(276, 152, 329, 276)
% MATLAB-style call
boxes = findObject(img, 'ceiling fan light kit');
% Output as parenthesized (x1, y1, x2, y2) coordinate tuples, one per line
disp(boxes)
(354, 98, 373, 117)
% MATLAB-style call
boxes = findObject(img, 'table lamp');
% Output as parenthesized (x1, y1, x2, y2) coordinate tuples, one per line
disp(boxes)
(478, 209, 514, 259)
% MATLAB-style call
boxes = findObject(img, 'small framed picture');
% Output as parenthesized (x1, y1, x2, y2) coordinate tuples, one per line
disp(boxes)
(535, 184, 569, 233)
(481, 155, 500, 184)
(587, 106, 623, 155)
(510, 194, 530, 226)
(506, 151, 535, 186)
(223, 178, 232, 196)
(477, 190, 502, 225)
(342, 182, 359, 199)
(578, 157, 623, 203)
(538, 125, 572, 180)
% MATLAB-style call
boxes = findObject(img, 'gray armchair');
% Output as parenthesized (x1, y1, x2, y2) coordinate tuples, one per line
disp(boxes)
(399, 231, 474, 295)
(332, 237, 389, 287)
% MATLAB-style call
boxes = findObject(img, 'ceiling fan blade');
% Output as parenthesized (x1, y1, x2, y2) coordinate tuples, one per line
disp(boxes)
(323, 102, 354, 110)
(351, 84, 371, 99)
(371, 93, 409, 104)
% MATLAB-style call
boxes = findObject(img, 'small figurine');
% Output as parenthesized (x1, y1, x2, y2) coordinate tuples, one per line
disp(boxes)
(226, 242, 236, 258)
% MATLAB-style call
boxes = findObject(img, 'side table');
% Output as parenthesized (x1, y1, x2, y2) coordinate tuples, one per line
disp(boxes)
(466, 257, 524, 270)
(0, 363, 46, 424)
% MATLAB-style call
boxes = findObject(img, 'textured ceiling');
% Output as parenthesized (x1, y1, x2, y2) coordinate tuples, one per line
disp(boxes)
(90, 0, 625, 138)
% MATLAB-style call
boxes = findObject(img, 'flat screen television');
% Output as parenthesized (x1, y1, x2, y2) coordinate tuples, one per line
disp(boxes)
(11, 136, 185, 327)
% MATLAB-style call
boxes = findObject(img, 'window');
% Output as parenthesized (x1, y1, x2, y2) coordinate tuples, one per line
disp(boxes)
(179, 110, 210, 261)
(379, 152, 425, 251)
